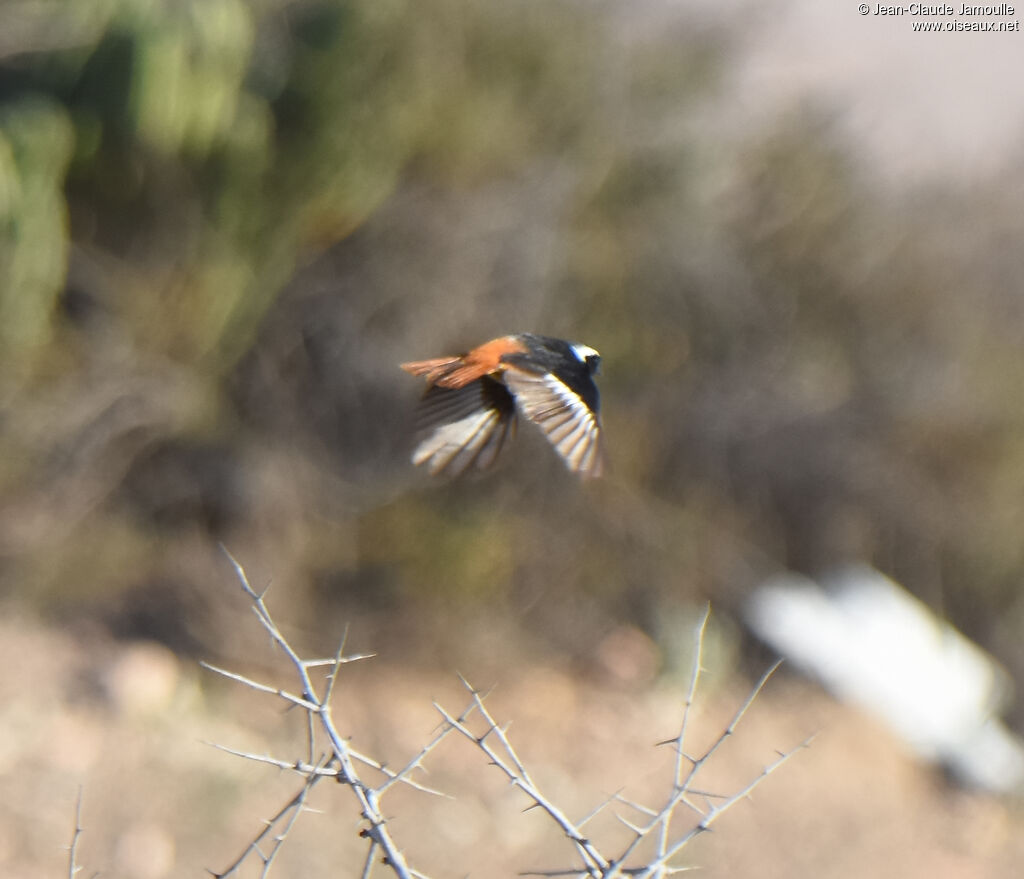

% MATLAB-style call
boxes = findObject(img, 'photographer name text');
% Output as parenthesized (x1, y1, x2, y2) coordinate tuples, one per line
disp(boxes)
(869, 3, 1013, 13)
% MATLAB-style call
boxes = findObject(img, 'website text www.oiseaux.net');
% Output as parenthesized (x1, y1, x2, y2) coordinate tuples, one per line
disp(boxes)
(860, 3, 1021, 29)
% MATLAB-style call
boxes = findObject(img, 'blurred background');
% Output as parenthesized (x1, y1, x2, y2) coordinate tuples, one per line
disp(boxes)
(2, 0, 1024, 876)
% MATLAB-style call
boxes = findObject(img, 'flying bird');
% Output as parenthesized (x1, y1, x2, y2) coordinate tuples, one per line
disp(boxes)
(401, 333, 604, 479)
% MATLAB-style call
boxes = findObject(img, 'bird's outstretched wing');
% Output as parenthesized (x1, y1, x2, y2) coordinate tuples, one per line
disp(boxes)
(501, 366, 603, 478)
(410, 379, 516, 476)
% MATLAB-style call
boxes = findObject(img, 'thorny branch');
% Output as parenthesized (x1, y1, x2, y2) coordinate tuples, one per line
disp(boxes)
(207, 556, 805, 878)
(206, 550, 452, 879)
(434, 605, 808, 879)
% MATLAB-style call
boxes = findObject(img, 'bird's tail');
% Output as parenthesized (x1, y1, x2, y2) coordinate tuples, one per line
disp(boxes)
(400, 356, 489, 388)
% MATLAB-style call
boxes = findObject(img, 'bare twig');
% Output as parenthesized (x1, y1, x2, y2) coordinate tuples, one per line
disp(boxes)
(209, 553, 803, 879)
(433, 606, 806, 879)
(68, 787, 84, 879)
(210, 764, 326, 879)
(633, 739, 810, 879)
(203, 742, 339, 778)
(207, 549, 431, 879)
(599, 618, 802, 879)
(435, 685, 610, 878)
(199, 661, 322, 712)
(204, 740, 449, 798)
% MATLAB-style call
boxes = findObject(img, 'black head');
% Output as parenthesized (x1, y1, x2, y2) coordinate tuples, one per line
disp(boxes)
(517, 334, 601, 374)
(509, 334, 602, 415)
(568, 342, 601, 375)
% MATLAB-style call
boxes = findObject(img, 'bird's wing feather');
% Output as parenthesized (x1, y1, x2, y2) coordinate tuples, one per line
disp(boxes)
(501, 368, 603, 478)
(411, 381, 516, 476)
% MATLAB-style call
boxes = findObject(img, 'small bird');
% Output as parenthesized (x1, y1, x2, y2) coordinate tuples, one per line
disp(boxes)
(401, 333, 604, 479)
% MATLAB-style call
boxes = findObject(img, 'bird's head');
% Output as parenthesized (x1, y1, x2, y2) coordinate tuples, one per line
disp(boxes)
(570, 343, 601, 375)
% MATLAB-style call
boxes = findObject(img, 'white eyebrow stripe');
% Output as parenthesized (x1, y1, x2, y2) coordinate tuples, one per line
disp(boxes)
(570, 343, 600, 363)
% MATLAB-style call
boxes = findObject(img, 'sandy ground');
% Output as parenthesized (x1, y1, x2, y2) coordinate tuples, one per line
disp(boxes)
(1, 606, 1021, 879)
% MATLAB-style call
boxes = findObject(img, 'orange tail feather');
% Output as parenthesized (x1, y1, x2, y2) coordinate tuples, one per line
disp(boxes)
(401, 356, 488, 388)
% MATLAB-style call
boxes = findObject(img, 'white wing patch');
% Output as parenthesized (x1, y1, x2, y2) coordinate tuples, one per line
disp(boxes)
(412, 407, 513, 476)
(502, 369, 603, 478)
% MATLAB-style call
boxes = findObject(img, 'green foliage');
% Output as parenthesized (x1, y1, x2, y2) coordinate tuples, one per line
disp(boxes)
(1, 0, 1022, 692)
(0, 97, 73, 379)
